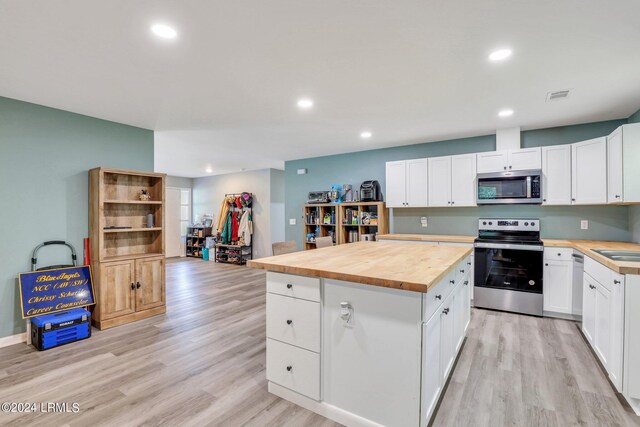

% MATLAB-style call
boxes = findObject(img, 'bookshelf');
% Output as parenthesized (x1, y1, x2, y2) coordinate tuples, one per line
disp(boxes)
(186, 226, 212, 258)
(89, 168, 166, 329)
(303, 202, 387, 249)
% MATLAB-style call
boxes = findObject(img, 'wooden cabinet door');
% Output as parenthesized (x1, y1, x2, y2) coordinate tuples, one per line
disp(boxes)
(582, 274, 597, 344)
(406, 158, 428, 207)
(135, 257, 165, 311)
(421, 311, 442, 427)
(450, 154, 477, 206)
(385, 161, 407, 207)
(571, 137, 607, 204)
(607, 127, 623, 203)
(542, 145, 572, 205)
(508, 147, 541, 171)
(543, 260, 573, 314)
(428, 156, 452, 207)
(476, 151, 508, 173)
(100, 260, 136, 320)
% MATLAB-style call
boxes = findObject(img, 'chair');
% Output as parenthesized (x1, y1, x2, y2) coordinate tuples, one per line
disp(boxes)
(314, 236, 334, 248)
(272, 240, 298, 256)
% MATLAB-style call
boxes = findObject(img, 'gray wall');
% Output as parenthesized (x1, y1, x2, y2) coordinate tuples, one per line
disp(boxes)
(285, 119, 629, 244)
(166, 175, 193, 189)
(192, 169, 284, 259)
(0, 96, 154, 339)
(270, 169, 286, 245)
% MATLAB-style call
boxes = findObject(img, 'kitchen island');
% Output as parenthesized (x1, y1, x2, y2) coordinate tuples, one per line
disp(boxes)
(248, 241, 472, 427)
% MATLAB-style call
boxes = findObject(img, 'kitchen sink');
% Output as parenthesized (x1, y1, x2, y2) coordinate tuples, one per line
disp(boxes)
(593, 249, 640, 262)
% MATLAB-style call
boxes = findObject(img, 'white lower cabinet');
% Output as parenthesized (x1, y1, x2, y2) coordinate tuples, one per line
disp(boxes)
(582, 260, 625, 392)
(543, 260, 573, 315)
(421, 310, 443, 424)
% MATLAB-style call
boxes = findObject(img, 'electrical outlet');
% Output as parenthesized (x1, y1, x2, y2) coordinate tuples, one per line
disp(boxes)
(581, 220, 589, 230)
(289, 218, 296, 225)
(421, 217, 428, 228)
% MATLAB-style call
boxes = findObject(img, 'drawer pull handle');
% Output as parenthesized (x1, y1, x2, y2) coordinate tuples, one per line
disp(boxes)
(589, 284, 596, 290)
(286, 365, 293, 372)
(449, 280, 455, 284)
(286, 319, 293, 325)
(443, 308, 450, 315)
(286, 284, 293, 289)
(467, 262, 472, 266)
(614, 280, 621, 285)
(464, 281, 469, 286)
(435, 294, 442, 300)
(460, 269, 465, 273)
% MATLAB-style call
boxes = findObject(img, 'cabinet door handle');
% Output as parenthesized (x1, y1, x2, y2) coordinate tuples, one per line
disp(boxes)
(614, 280, 621, 285)
(136, 282, 141, 289)
(509, 165, 512, 169)
(131, 283, 135, 290)
(615, 195, 621, 198)
(451, 201, 455, 205)
(545, 263, 549, 266)
(557, 253, 562, 256)
(286, 284, 293, 289)
(443, 308, 450, 315)
(503, 166, 507, 170)
(460, 269, 465, 273)
(464, 280, 469, 286)
(449, 280, 455, 284)
(543, 198, 547, 202)
(467, 262, 472, 265)
(589, 284, 596, 290)
(435, 294, 442, 300)
(572, 198, 576, 202)
(286, 319, 293, 325)
(286, 365, 293, 372)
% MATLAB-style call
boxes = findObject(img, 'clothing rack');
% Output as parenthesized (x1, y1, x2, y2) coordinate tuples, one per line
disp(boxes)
(215, 192, 254, 265)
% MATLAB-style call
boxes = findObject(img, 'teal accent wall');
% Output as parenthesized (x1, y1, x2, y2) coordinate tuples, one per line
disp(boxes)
(285, 119, 630, 245)
(629, 108, 640, 124)
(0, 97, 154, 339)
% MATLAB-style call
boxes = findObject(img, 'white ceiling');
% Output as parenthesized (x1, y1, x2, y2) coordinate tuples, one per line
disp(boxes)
(1, 1, 640, 178)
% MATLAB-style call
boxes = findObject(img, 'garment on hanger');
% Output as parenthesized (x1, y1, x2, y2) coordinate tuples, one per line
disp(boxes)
(216, 196, 234, 233)
(238, 210, 252, 246)
(221, 210, 233, 244)
(231, 211, 239, 242)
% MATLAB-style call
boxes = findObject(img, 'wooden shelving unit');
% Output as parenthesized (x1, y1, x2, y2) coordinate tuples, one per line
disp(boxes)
(303, 202, 387, 249)
(89, 167, 166, 330)
(303, 204, 337, 250)
(186, 226, 212, 258)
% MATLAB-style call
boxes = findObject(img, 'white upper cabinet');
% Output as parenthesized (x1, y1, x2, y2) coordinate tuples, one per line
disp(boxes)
(571, 137, 607, 205)
(450, 154, 477, 207)
(541, 145, 572, 205)
(385, 161, 407, 207)
(608, 127, 623, 204)
(477, 147, 541, 173)
(607, 123, 640, 204)
(509, 147, 542, 171)
(476, 151, 509, 173)
(428, 156, 452, 207)
(385, 159, 428, 208)
(406, 159, 429, 207)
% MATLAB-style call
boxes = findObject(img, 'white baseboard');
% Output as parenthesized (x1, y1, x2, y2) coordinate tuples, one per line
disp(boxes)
(268, 382, 386, 427)
(0, 332, 27, 348)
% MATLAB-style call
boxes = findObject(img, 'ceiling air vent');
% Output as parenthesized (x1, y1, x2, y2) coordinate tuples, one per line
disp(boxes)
(546, 90, 571, 102)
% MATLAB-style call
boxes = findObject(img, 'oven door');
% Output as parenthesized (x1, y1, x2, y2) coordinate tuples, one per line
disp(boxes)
(474, 243, 543, 294)
(476, 171, 541, 204)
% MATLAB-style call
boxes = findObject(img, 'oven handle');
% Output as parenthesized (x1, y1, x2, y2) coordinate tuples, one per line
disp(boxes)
(474, 242, 543, 251)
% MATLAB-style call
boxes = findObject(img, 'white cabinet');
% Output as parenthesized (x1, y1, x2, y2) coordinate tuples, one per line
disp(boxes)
(607, 124, 640, 204)
(421, 308, 443, 424)
(385, 159, 428, 208)
(428, 154, 477, 207)
(543, 260, 573, 315)
(450, 154, 477, 206)
(476, 147, 541, 173)
(571, 137, 607, 204)
(476, 151, 509, 173)
(624, 275, 640, 401)
(542, 145, 572, 205)
(428, 156, 452, 207)
(582, 259, 625, 391)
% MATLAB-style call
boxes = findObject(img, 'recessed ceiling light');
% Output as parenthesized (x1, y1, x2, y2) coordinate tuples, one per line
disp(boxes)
(297, 98, 314, 109)
(151, 24, 177, 39)
(489, 48, 512, 62)
(360, 131, 372, 139)
(205, 167, 213, 173)
(498, 109, 514, 117)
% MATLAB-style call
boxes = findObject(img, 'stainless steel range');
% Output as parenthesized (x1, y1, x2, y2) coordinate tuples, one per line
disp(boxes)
(474, 218, 543, 316)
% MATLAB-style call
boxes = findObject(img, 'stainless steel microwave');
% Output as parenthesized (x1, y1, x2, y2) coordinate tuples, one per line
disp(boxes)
(476, 170, 542, 205)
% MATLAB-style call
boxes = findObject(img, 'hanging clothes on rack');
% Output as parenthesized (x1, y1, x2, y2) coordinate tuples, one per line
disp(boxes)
(238, 209, 252, 246)
(216, 195, 234, 233)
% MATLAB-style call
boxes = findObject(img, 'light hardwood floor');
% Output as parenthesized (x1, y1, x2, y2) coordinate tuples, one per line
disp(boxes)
(0, 258, 638, 427)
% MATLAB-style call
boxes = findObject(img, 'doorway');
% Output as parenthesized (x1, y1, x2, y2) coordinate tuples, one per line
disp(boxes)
(166, 187, 191, 258)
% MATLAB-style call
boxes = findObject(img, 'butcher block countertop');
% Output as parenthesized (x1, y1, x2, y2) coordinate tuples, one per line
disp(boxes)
(377, 234, 476, 243)
(247, 241, 472, 293)
(377, 233, 640, 275)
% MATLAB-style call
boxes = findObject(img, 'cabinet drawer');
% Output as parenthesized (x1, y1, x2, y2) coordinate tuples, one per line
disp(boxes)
(584, 256, 612, 289)
(266, 272, 320, 302)
(454, 256, 471, 285)
(424, 270, 455, 322)
(544, 247, 574, 261)
(266, 338, 320, 400)
(266, 294, 320, 352)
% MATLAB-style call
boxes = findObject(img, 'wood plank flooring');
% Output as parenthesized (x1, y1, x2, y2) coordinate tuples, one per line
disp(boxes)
(0, 258, 638, 427)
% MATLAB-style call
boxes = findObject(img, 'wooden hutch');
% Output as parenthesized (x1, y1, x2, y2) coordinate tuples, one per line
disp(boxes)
(89, 168, 166, 329)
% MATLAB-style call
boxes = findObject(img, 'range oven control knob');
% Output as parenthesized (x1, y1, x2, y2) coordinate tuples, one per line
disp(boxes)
(530, 221, 535, 226)
(488, 221, 493, 225)
(482, 221, 487, 225)
(524, 222, 529, 226)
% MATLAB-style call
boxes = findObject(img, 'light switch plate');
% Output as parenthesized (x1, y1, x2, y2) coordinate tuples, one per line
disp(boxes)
(289, 218, 296, 225)
(421, 217, 428, 228)
(581, 220, 589, 230)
